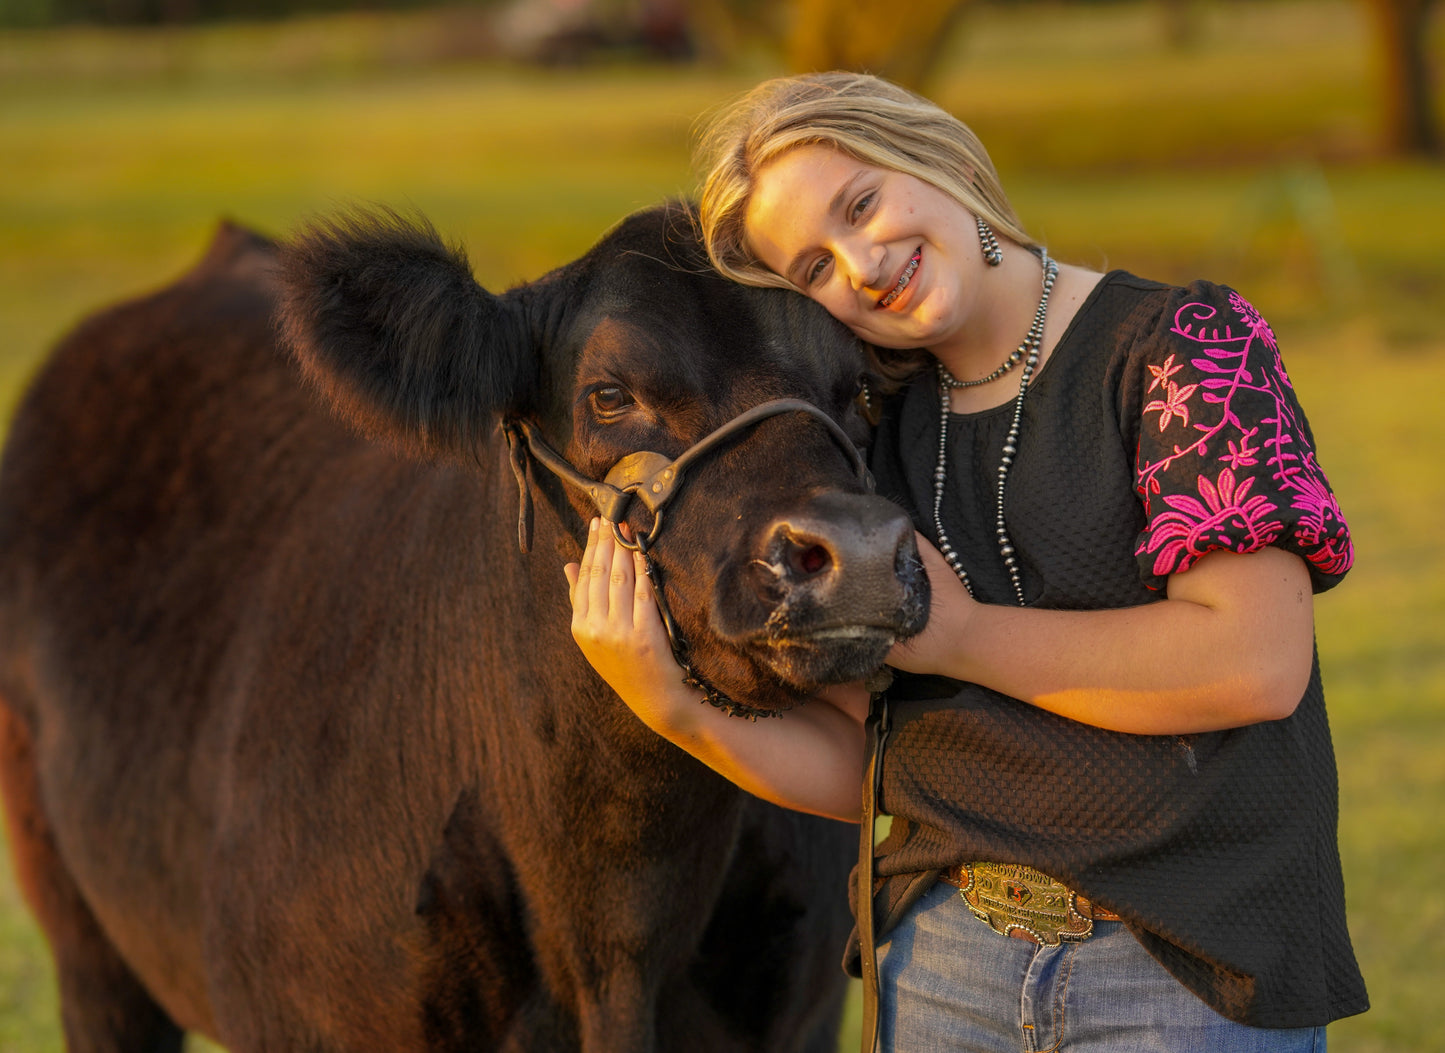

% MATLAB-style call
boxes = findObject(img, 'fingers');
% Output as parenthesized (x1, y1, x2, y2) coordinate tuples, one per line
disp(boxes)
(608, 530, 635, 626)
(565, 517, 677, 695)
(912, 530, 951, 579)
(607, 522, 658, 627)
(884, 532, 977, 676)
(569, 517, 646, 630)
(584, 518, 607, 614)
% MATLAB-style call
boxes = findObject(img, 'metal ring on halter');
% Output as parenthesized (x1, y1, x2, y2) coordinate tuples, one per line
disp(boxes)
(609, 509, 664, 552)
(608, 515, 688, 663)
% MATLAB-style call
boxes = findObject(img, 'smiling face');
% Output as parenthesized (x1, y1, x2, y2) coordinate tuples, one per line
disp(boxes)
(743, 143, 986, 355)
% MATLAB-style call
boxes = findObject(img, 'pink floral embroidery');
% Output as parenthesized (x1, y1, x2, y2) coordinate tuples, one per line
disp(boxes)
(1228, 291, 1278, 351)
(1144, 374, 1199, 431)
(1143, 468, 1283, 578)
(1147, 354, 1184, 392)
(1135, 290, 1351, 584)
(1283, 456, 1354, 578)
(1223, 428, 1260, 470)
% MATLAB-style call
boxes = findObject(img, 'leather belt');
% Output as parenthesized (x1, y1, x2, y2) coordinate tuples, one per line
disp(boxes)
(939, 862, 1121, 946)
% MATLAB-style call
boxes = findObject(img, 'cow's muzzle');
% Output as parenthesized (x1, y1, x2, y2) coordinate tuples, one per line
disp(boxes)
(502, 399, 876, 719)
(740, 491, 929, 689)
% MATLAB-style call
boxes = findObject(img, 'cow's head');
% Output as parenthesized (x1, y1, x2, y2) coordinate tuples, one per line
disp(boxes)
(278, 203, 928, 715)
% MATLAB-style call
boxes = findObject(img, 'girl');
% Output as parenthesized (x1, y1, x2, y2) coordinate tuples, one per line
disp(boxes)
(565, 73, 1366, 1051)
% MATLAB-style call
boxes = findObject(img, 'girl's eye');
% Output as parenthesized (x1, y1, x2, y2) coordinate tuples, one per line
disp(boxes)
(805, 255, 831, 285)
(589, 386, 634, 417)
(850, 192, 873, 220)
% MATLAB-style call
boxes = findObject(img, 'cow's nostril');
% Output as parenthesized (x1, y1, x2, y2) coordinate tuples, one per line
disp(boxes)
(794, 543, 831, 577)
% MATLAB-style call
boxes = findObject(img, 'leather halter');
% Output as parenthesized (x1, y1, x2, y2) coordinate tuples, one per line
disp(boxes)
(502, 398, 872, 719)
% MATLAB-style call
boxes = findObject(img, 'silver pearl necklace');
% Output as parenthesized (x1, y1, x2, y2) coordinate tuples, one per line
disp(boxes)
(939, 345, 1023, 388)
(931, 251, 1058, 606)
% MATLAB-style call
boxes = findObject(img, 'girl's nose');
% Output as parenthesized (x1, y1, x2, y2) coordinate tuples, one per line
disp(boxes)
(835, 237, 882, 292)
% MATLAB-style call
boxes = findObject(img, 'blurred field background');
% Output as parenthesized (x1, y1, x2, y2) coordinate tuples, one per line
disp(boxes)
(1, 0, 1442, 1049)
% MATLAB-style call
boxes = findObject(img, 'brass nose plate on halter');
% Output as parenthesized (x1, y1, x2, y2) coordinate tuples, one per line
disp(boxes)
(603, 452, 678, 514)
(600, 451, 678, 549)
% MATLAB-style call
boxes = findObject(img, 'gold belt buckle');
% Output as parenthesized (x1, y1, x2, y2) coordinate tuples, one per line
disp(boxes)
(956, 862, 1095, 946)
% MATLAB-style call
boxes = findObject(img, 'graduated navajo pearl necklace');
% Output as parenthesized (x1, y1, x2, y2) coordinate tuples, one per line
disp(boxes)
(932, 251, 1058, 606)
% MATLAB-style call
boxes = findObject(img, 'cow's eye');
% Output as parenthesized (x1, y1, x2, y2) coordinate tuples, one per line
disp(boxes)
(589, 386, 635, 419)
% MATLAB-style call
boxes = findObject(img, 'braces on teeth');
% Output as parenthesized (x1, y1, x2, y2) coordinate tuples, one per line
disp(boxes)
(880, 250, 921, 307)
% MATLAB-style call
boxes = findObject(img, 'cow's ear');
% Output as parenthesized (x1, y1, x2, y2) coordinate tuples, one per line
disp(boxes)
(277, 208, 535, 461)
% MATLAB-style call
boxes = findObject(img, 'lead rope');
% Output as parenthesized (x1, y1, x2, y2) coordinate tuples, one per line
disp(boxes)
(859, 690, 890, 1053)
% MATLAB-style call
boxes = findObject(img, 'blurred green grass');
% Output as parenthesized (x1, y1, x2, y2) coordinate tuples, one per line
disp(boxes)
(1, 1, 1443, 1050)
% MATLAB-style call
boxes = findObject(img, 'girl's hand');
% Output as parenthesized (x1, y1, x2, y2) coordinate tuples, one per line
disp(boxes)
(564, 518, 689, 729)
(885, 532, 977, 677)
(563, 516, 871, 821)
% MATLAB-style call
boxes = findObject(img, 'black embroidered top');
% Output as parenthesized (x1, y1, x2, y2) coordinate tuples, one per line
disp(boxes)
(863, 272, 1368, 1027)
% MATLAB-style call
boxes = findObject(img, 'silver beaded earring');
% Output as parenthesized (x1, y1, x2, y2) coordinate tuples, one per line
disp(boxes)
(976, 215, 1003, 266)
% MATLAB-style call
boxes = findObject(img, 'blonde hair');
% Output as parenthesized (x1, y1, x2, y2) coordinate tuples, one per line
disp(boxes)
(695, 71, 1037, 293)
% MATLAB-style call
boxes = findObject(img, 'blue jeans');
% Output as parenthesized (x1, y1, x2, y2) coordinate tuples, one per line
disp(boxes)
(877, 881, 1327, 1052)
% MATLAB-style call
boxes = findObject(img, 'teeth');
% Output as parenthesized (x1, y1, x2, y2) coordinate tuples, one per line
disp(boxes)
(879, 250, 920, 308)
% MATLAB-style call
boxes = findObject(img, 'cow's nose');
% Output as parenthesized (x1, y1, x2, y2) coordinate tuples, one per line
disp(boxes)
(761, 494, 917, 605)
(781, 531, 834, 579)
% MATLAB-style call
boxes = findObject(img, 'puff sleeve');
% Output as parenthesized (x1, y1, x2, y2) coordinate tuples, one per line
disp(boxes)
(1129, 282, 1352, 592)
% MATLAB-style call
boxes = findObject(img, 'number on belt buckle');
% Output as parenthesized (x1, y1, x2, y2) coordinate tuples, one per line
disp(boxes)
(957, 862, 1094, 946)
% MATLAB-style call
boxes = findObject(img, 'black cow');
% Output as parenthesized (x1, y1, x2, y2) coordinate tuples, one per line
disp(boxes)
(0, 203, 926, 1052)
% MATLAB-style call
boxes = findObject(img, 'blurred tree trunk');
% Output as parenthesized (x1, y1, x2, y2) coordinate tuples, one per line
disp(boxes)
(687, 0, 786, 61)
(1160, 0, 1201, 49)
(1362, 0, 1441, 155)
(785, 0, 974, 92)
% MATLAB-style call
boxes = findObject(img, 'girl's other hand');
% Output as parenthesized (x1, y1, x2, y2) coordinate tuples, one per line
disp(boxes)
(885, 532, 977, 677)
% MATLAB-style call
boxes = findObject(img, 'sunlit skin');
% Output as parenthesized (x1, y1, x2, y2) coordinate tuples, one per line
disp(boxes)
(745, 145, 991, 361)
(742, 144, 1095, 412)
(566, 144, 1316, 824)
